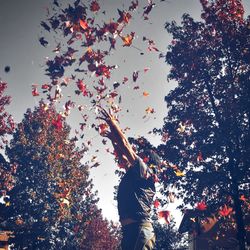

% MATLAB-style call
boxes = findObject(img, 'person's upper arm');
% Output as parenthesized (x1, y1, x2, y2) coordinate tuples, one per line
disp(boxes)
(131, 157, 148, 179)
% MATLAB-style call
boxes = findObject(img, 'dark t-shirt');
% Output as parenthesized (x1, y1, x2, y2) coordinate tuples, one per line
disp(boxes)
(117, 157, 156, 222)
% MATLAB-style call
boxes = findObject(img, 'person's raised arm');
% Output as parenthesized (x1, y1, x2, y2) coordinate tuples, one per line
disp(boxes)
(98, 107, 137, 166)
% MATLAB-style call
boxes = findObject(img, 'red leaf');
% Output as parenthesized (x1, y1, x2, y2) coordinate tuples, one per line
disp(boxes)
(32, 86, 39, 96)
(197, 151, 203, 162)
(154, 199, 160, 208)
(90, 1, 100, 12)
(76, 79, 88, 96)
(52, 115, 63, 130)
(196, 201, 207, 211)
(158, 210, 170, 224)
(99, 123, 109, 135)
(219, 205, 233, 217)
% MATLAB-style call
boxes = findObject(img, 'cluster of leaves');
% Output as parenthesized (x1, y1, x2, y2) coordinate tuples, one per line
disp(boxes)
(36, 0, 163, 148)
(156, 0, 249, 247)
(80, 209, 121, 250)
(0, 81, 15, 148)
(153, 220, 188, 250)
(0, 81, 15, 196)
(0, 101, 120, 249)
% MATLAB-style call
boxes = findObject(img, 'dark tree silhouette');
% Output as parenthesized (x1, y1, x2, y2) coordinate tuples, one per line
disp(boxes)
(153, 220, 188, 250)
(157, 0, 250, 249)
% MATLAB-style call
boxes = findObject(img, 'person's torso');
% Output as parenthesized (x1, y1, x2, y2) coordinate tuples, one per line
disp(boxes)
(117, 158, 155, 221)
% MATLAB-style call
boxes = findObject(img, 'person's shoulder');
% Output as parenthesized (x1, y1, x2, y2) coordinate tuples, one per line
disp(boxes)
(130, 156, 148, 179)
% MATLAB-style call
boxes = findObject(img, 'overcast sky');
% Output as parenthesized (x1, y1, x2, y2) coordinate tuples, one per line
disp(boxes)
(1, 0, 250, 226)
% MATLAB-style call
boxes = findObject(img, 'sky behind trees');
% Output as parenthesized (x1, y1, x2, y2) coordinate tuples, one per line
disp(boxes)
(0, 0, 249, 225)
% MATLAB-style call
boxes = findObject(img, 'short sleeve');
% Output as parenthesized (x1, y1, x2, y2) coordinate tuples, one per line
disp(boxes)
(130, 156, 148, 179)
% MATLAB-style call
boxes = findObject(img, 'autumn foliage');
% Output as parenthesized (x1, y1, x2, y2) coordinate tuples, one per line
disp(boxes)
(0, 101, 120, 249)
(0, 81, 15, 148)
(158, 0, 250, 248)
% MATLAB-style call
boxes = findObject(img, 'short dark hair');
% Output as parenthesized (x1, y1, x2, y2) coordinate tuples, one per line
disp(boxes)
(145, 149, 161, 166)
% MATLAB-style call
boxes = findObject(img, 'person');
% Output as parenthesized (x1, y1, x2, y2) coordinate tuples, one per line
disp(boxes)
(99, 107, 162, 250)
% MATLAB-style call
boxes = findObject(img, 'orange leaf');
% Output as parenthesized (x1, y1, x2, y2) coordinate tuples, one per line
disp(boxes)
(143, 91, 150, 97)
(219, 205, 233, 217)
(145, 107, 155, 114)
(239, 194, 247, 202)
(174, 170, 185, 177)
(79, 19, 88, 30)
(121, 32, 134, 47)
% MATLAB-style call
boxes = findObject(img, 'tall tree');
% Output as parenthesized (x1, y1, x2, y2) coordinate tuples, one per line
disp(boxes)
(0, 80, 15, 203)
(158, 0, 250, 249)
(1, 101, 101, 249)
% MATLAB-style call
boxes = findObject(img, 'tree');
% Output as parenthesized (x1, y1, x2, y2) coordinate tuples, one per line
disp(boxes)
(0, 81, 15, 148)
(80, 209, 121, 250)
(158, 0, 250, 249)
(1, 101, 102, 249)
(0, 81, 15, 209)
(153, 220, 188, 250)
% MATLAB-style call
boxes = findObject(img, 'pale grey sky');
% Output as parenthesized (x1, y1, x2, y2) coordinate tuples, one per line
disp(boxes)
(1, 0, 249, 225)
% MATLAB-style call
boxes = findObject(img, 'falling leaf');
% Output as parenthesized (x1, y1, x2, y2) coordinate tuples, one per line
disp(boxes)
(219, 205, 233, 217)
(90, 1, 100, 12)
(196, 201, 207, 211)
(123, 77, 129, 84)
(99, 123, 109, 135)
(177, 122, 185, 133)
(197, 151, 203, 162)
(52, 114, 63, 130)
(143, 91, 150, 97)
(76, 79, 88, 96)
(117, 9, 132, 24)
(79, 19, 88, 30)
(154, 199, 160, 208)
(239, 194, 247, 202)
(121, 32, 135, 47)
(143, 0, 156, 17)
(158, 210, 170, 224)
(4, 66, 10, 73)
(129, 0, 139, 11)
(32, 86, 39, 96)
(113, 82, 120, 89)
(145, 107, 155, 114)
(39, 37, 49, 47)
(132, 71, 139, 82)
(174, 170, 185, 177)
(40, 21, 50, 32)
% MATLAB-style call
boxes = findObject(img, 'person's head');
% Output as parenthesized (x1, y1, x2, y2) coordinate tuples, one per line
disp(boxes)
(145, 149, 161, 166)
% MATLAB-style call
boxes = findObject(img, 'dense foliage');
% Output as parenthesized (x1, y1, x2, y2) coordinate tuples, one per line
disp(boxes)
(0, 81, 15, 199)
(0, 101, 120, 249)
(157, 0, 250, 248)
